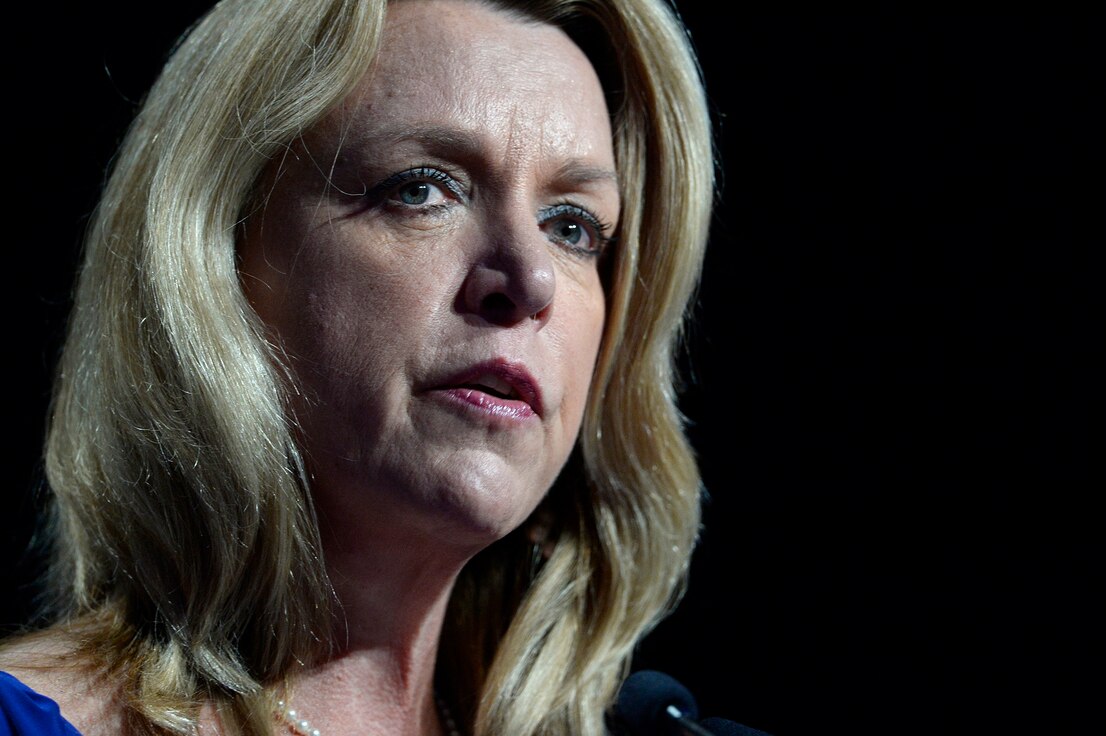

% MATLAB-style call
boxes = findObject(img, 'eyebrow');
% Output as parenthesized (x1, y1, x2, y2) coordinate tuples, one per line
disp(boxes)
(362, 123, 484, 156)
(337, 124, 619, 187)
(339, 124, 486, 164)
(553, 161, 619, 187)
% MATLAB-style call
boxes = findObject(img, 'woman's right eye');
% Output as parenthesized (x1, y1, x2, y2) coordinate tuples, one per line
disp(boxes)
(396, 181, 437, 205)
(368, 167, 463, 210)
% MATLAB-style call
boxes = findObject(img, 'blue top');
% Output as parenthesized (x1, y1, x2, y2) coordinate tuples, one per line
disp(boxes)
(0, 671, 82, 736)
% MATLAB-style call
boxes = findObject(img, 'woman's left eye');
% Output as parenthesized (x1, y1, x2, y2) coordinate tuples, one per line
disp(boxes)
(539, 203, 612, 256)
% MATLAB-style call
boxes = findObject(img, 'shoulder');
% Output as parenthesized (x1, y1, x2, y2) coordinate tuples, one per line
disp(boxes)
(0, 670, 82, 735)
(0, 628, 124, 736)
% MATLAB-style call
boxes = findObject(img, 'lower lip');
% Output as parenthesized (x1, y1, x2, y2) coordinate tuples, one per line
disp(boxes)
(434, 387, 537, 422)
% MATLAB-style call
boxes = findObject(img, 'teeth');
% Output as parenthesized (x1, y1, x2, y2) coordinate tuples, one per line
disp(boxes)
(474, 372, 516, 398)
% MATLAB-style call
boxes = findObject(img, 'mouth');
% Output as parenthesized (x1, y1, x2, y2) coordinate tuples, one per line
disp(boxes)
(430, 359, 544, 418)
(460, 373, 521, 400)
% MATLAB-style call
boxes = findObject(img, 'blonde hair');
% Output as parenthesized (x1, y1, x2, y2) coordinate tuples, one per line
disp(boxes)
(33, 0, 714, 734)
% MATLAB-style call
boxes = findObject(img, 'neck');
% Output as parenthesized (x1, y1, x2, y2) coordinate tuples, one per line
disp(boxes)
(279, 692, 460, 736)
(279, 508, 478, 735)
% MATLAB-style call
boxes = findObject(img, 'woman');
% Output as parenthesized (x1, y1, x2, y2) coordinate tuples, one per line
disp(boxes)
(0, 0, 714, 734)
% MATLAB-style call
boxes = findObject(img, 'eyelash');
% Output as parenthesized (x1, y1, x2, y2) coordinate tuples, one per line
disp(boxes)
(538, 202, 614, 256)
(366, 167, 465, 208)
(366, 166, 614, 256)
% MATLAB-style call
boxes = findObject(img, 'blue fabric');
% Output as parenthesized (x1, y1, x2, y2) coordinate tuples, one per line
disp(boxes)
(0, 671, 82, 736)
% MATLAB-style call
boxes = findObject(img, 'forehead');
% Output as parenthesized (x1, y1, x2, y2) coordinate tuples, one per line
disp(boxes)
(323, 0, 615, 166)
(377, 0, 590, 93)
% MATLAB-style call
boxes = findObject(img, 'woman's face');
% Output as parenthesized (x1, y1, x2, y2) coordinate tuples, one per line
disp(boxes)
(239, 0, 618, 550)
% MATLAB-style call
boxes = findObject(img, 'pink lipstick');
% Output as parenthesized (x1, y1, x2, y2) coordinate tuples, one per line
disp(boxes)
(428, 358, 543, 421)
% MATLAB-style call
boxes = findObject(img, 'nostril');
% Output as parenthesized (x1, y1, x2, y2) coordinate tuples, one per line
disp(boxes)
(481, 292, 516, 320)
(463, 259, 555, 326)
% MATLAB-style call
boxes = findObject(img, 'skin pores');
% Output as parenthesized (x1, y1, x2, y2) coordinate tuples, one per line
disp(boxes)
(239, 0, 619, 557)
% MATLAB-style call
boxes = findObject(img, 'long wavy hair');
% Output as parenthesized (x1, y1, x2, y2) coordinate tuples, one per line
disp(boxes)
(32, 0, 714, 733)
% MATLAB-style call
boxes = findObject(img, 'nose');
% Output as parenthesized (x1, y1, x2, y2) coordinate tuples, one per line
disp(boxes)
(461, 218, 556, 326)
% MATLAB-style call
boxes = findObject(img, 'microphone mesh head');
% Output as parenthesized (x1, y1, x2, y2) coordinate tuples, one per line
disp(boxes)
(615, 669, 699, 734)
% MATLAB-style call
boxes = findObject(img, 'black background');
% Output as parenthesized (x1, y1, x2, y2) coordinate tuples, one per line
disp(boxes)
(3, 6, 1102, 736)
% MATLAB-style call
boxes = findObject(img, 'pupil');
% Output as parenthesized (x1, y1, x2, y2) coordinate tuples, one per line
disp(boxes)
(400, 182, 431, 205)
(557, 220, 581, 244)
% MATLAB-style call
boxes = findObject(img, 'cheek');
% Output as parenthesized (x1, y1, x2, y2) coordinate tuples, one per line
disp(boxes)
(242, 255, 378, 413)
(284, 265, 420, 384)
(251, 222, 422, 338)
(560, 278, 607, 417)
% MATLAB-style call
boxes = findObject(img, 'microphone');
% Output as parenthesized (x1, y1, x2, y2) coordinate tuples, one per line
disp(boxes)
(614, 669, 709, 735)
(614, 670, 774, 736)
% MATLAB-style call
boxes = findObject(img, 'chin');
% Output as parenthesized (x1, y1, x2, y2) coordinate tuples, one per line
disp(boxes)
(424, 463, 552, 547)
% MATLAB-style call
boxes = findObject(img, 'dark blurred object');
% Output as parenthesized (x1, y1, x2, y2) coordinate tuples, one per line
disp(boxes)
(613, 670, 773, 736)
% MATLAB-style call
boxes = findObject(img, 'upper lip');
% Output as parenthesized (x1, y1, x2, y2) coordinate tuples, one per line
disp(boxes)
(430, 358, 544, 416)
